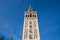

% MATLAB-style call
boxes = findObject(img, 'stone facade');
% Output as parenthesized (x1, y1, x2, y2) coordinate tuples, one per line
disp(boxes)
(22, 5, 40, 40)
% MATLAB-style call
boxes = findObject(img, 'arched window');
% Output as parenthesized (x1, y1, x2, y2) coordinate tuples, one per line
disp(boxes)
(35, 15, 36, 17)
(25, 15, 29, 17)
(28, 15, 29, 17)
(30, 13, 32, 17)
(33, 15, 36, 17)
(33, 15, 34, 17)
(30, 25, 32, 28)
(25, 15, 28, 17)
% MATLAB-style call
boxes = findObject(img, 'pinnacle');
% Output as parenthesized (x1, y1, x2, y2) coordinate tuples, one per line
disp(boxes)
(28, 5, 33, 10)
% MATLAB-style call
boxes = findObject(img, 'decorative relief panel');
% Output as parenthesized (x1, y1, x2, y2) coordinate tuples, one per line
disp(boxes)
(29, 29, 33, 33)
(29, 21, 32, 24)
(34, 29, 38, 39)
(29, 34, 33, 39)
(25, 21, 28, 28)
(24, 29, 28, 39)
(29, 21, 32, 28)
(33, 21, 36, 28)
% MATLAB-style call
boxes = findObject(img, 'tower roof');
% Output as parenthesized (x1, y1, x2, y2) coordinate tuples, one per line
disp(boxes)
(28, 5, 33, 11)
(29, 5, 32, 9)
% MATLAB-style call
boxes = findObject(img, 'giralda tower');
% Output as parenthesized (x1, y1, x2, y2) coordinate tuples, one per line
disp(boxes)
(22, 5, 40, 40)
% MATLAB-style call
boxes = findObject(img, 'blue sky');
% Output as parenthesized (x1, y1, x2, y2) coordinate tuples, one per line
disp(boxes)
(0, 0, 60, 40)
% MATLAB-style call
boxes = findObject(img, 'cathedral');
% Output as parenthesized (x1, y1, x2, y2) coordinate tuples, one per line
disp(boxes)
(22, 5, 40, 40)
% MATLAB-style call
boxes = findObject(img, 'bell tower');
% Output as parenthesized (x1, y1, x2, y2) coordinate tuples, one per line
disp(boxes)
(22, 5, 40, 40)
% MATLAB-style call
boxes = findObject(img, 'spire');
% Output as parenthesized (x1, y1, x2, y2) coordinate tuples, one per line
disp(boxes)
(28, 5, 33, 11)
(29, 5, 32, 9)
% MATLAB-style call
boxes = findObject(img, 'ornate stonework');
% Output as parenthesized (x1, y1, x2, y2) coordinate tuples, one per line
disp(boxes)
(22, 5, 40, 40)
